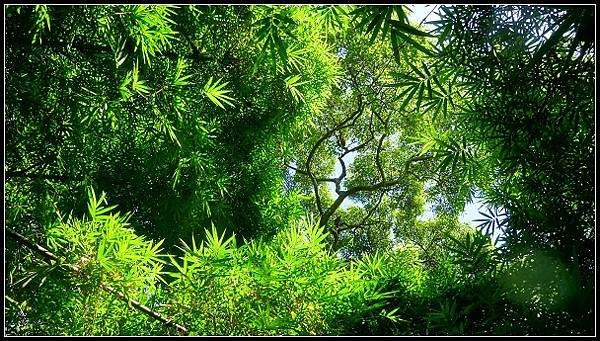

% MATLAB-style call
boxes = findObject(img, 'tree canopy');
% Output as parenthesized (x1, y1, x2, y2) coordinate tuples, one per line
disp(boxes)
(4, 4, 595, 336)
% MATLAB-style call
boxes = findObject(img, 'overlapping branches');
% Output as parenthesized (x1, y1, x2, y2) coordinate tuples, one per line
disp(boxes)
(288, 60, 432, 244)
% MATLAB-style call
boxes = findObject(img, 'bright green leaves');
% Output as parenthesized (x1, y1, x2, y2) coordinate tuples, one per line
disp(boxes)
(164, 217, 391, 335)
(415, 137, 436, 157)
(300, 216, 330, 253)
(172, 58, 193, 87)
(171, 157, 190, 190)
(154, 107, 181, 147)
(257, 188, 308, 237)
(5, 4, 595, 336)
(277, 44, 309, 74)
(202, 77, 236, 109)
(47, 187, 165, 294)
(350, 5, 435, 62)
(119, 62, 152, 100)
(131, 62, 152, 95)
(380, 307, 403, 324)
(168, 226, 237, 280)
(284, 74, 309, 103)
(114, 36, 129, 69)
(123, 5, 178, 65)
(355, 252, 386, 278)
(31, 5, 51, 44)
(87, 187, 118, 221)
(204, 225, 237, 259)
(409, 124, 445, 158)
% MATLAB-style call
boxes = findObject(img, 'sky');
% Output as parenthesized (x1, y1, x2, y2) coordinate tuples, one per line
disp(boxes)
(409, 4, 440, 29)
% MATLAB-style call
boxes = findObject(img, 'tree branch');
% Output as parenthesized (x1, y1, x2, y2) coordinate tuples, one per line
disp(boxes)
(101, 284, 189, 335)
(333, 191, 385, 239)
(357, 191, 385, 228)
(334, 156, 347, 194)
(6, 227, 189, 335)
(305, 94, 367, 216)
(6, 228, 58, 264)
(342, 137, 372, 157)
(319, 154, 433, 228)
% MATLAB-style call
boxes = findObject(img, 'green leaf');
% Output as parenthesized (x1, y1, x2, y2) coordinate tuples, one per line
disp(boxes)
(419, 140, 436, 156)
(272, 30, 288, 64)
(390, 30, 402, 62)
(415, 83, 425, 111)
(284, 74, 309, 103)
(398, 84, 419, 112)
(397, 31, 436, 57)
(203, 77, 236, 109)
(390, 19, 432, 37)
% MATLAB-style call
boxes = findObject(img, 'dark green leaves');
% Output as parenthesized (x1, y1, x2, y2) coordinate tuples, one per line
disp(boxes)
(388, 61, 452, 117)
(473, 206, 508, 237)
(5, 4, 594, 336)
(529, 11, 577, 66)
(351, 6, 435, 62)
(313, 5, 348, 38)
(253, 10, 298, 66)
(447, 231, 497, 276)
(435, 135, 478, 176)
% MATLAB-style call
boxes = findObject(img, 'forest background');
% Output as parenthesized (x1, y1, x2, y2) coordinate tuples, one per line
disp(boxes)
(4, 4, 595, 336)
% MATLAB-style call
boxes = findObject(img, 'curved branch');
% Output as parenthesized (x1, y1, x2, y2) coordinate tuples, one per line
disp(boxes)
(341, 133, 374, 157)
(334, 156, 347, 194)
(358, 191, 385, 227)
(319, 154, 433, 227)
(334, 191, 385, 236)
(305, 95, 366, 216)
